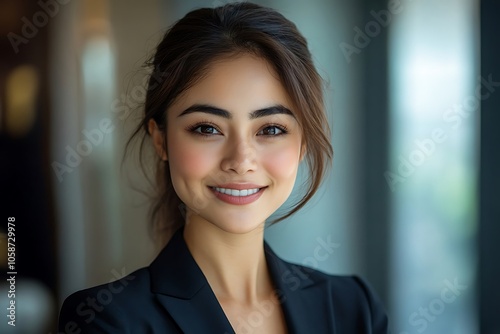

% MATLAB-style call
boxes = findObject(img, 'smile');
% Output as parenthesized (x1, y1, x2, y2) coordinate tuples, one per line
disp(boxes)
(213, 187, 260, 197)
(208, 186, 267, 205)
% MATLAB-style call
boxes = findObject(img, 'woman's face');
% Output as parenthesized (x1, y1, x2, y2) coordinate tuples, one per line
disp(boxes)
(162, 54, 303, 234)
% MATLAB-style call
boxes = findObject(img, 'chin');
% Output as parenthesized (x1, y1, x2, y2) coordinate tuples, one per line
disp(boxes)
(205, 212, 267, 235)
(216, 222, 265, 235)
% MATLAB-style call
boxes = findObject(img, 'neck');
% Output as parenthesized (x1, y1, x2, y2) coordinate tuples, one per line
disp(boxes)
(183, 214, 273, 304)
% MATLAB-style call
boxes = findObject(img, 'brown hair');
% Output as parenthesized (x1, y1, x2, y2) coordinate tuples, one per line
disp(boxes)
(126, 2, 333, 244)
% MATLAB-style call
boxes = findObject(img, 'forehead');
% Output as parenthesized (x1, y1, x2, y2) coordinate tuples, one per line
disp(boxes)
(169, 54, 294, 117)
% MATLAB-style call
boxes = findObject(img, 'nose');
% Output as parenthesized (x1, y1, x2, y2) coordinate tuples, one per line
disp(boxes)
(220, 138, 257, 174)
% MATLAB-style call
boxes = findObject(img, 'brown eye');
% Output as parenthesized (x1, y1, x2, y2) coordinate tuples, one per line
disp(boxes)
(191, 124, 221, 135)
(258, 125, 286, 136)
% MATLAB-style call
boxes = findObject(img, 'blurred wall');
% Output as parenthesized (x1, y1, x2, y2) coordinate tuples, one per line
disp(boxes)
(50, 0, 164, 300)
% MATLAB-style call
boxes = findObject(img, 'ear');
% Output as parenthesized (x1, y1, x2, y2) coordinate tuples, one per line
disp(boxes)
(148, 119, 168, 161)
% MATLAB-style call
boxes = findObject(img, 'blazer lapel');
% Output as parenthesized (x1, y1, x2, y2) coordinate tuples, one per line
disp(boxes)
(265, 243, 337, 334)
(149, 228, 336, 334)
(149, 228, 234, 334)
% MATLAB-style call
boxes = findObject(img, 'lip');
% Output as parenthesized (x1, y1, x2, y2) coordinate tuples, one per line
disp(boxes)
(208, 184, 267, 205)
(211, 183, 266, 190)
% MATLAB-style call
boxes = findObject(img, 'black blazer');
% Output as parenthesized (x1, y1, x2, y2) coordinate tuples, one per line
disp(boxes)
(59, 228, 388, 333)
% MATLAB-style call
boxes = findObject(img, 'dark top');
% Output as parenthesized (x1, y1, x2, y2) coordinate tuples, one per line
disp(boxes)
(59, 228, 388, 333)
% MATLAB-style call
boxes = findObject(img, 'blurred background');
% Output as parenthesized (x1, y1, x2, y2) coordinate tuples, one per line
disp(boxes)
(0, 0, 498, 333)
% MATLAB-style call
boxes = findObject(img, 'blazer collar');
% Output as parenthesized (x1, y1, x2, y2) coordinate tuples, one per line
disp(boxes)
(149, 227, 334, 334)
(265, 242, 336, 333)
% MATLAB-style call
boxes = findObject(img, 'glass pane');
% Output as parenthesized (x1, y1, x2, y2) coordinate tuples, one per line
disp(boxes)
(388, 0, 479, 333)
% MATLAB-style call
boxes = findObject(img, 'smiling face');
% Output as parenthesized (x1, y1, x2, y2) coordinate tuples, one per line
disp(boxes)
(151, 54, 304, 234)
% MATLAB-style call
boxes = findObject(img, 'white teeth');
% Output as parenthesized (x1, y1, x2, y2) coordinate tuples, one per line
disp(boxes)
(214, 187, 260, 197)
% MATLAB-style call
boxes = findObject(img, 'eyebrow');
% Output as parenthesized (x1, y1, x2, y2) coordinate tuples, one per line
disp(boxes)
(177, 104, 295, 119)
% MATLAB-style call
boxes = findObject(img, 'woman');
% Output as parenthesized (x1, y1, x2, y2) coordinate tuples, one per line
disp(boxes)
(59, 2, 388, 333)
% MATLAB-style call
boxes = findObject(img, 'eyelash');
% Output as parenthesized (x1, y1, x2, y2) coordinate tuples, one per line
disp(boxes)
(257, 123, 289, 137)
(186, 121, 289, 137)
(186, 121, 222, 137)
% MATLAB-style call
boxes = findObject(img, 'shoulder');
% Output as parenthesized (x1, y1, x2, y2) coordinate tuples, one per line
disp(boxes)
(328, 273, 389, 333)
(302, 265, 383, 307)
(279, 259, 389, 333)
(58, 268, 152, 333)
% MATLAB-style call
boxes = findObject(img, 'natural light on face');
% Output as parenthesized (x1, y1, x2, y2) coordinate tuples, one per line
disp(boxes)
(165, 54, 304, 234)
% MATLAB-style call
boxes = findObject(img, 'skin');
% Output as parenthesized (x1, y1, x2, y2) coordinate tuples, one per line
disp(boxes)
(149, 54, 305, 333)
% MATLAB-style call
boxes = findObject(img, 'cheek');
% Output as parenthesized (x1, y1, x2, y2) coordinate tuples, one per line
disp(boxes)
(261, 142, 301, 181)
(167, 135, 217, 182)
